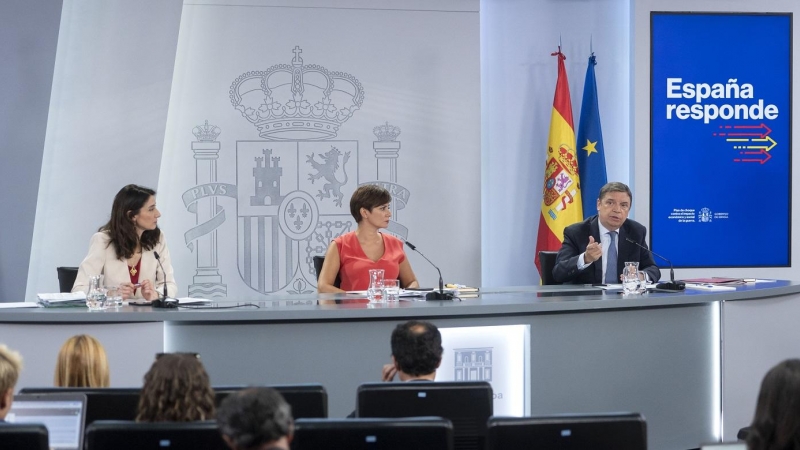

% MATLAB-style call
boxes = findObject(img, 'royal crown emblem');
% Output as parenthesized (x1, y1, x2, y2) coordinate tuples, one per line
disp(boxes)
(192, 120, 221, 142)
(373, 121, 401, 141)
(229, 46, 365, 140)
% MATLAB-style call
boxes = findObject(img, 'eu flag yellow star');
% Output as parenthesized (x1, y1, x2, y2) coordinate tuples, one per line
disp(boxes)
(582, 139, 598, 156)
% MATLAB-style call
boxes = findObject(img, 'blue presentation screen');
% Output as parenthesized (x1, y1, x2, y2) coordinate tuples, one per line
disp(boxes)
(650, 13, 792, 267)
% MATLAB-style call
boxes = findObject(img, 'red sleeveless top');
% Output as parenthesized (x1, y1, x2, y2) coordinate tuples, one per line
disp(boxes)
(334, 232, 406, 291)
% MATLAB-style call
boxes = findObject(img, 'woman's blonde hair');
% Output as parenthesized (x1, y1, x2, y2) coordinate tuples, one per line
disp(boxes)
(136, 353, 215, 422)
(0, 344, 23, 393)
(54, 335, 110, 388)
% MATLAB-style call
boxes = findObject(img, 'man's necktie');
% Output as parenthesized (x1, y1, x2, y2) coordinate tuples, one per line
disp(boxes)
(605, 231, 618, 284)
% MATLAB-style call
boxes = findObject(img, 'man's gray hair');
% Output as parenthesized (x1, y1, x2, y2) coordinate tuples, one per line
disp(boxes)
(598, 182, 632, 202)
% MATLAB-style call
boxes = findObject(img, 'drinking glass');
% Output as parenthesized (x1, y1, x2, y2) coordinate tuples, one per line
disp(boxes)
(383, 279, 401, 302)
(105, 285, 123, 308)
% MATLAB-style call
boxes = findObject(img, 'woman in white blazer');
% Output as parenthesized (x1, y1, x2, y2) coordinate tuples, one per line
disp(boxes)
(72, 185, 176, 300)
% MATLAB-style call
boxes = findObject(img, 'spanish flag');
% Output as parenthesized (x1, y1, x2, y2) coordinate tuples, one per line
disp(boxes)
(535, 48, 583, 276)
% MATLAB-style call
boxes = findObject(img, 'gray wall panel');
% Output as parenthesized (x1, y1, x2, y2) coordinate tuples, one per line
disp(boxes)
(0, 0, 62, 302)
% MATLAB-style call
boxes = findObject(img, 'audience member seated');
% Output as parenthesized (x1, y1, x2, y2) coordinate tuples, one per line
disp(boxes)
(136, 353, 215, 422)
(747, 359, 800, 450)
(217, 387, 294, 450)
(0, 344, 22, 421)
(54, 334, 110, 388)
(382, 320, 442, 382)
(317, 185, 419, 293)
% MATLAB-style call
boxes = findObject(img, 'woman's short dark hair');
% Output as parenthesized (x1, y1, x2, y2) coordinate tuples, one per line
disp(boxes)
(217, 387, 293, 450)
(391, 320, 443, 377)
(100, 184, 161, 259)
(748, 359, 800, 450)
(349, 184, 391, 223)
(136, 353, 215, 422)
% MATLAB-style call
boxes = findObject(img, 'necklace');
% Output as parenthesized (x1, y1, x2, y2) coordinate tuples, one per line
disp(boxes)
(129, 266, 137, 276)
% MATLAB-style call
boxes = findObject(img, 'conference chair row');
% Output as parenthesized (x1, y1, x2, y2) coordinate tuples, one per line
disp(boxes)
(0, 413, 648, 450)
(4, 381, 648, 450)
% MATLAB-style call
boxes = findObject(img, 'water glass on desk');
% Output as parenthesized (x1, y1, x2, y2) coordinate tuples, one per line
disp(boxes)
(383, 279, 400, 302)
(105, 285, 123, 308)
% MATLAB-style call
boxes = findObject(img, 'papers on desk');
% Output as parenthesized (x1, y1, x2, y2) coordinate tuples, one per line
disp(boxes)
(684, 283, 737, 291)
(37, 292, 86, 307)
(0, 302, 40, 309)
(344, 289, 431, 298)
(175, 297, 212, 305)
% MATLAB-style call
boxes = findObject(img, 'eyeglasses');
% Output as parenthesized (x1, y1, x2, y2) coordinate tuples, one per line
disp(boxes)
(600, 199, 630, 211)
(156, 352, 200, 360)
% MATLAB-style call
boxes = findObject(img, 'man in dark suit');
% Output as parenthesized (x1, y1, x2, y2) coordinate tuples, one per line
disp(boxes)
(553, 182, 661, 284)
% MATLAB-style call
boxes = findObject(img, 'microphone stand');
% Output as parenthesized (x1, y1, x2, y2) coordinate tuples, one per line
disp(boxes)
(151, 251, 177, 309)
(404, 241, 454, 300)
(624, 237, 685, 291)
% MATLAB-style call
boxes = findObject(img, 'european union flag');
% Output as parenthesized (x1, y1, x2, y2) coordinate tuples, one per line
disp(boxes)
(576, 54, 608, 214)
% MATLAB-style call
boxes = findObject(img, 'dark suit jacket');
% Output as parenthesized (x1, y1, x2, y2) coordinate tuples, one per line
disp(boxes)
(552, 215, 661, 284)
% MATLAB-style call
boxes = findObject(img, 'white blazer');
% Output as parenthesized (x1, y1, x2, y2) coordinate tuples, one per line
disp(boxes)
(72, 231, 177, 298)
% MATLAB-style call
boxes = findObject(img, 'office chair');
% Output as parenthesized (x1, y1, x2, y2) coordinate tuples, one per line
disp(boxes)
(294, 417, 454, 450)
(21, 387, 140, 427)
(214, 384, 328, 418)
(538, 251, 560, 285)
(56, 266, 79, 292)
(312, 255, 341, 288)
(0, 423, 49, 450)
(85, 420, 227, 450)
(487, 412, 647, 450)
(357, 381, 492, 450)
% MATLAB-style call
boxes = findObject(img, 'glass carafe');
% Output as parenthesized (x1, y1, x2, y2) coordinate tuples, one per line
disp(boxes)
(622, 262, 643, 295)
(86, 275, 107, 310)
(367, 269, 385, 302)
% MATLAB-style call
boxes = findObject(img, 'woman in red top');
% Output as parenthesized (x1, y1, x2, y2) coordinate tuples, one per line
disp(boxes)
(318, 185, 419, 292)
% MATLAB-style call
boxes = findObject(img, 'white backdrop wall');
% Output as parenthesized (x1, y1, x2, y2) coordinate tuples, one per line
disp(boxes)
(24, 0, 183, 301)
(157, 0, 480, 298)
(481, 0, 632, 287)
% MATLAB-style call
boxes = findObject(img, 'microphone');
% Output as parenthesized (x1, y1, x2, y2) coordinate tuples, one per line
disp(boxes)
(624, 237, 685, 291)
(153, 251, 169, 300)
(404, 240, 454, 300)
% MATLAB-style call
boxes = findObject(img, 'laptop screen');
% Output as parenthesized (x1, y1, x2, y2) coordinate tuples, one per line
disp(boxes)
(7, 393, 86, 450)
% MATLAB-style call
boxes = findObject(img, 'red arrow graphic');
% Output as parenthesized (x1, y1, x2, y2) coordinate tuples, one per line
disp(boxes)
(733, 148, 772, 164)
(714, 123, 772, 138)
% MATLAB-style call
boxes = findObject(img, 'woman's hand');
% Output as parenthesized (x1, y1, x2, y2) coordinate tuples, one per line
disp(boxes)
(118, 282, 136, 300)
(140, 279, 159, 301)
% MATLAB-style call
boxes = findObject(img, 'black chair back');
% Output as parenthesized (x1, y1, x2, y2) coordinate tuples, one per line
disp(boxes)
(0, 423, 49, 450)
(357, 381, 492, 450)
(20, 387, 140, 426)
(56, 266, 79, 292)
(538, 251, 560, 285)
(312, 255, 340, 288)
(294, 417, 454, 450)
(487, 412, 647, 450)
(85, 420, 227, 450)
(214, 384, 328, 418)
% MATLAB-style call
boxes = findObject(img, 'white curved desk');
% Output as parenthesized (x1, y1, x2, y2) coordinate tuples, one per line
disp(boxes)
(2, 282, 799, 449)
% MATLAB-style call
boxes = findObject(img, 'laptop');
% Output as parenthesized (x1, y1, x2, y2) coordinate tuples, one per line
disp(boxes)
(701, 444, 747, 450)
(7, 393, 87, 450)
